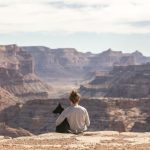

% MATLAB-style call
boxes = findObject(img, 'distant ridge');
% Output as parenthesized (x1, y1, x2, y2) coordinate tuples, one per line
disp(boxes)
(22, 46, 150, 80)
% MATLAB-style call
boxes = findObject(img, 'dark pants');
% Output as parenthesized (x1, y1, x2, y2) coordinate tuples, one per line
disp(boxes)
(56, 118, 70, 133)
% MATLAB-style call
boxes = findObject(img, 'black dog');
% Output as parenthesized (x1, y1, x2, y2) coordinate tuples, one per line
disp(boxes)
(53, 103, 70, 133)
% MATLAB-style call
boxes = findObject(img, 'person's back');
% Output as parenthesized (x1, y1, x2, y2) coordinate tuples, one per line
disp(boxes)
(56, 91, 90, 133)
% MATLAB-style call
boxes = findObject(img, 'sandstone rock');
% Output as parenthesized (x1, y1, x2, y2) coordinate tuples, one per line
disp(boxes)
(0, 98, 149, 135)
(22, 47, 150, 81)
(0, 67, 51, 101)
(0, 44, 34, 74)
(0, 123, 33, 138)
(0, 87, 19, 111)
(22, 46, 91, 79)
(80, 63, 150, 98)
(0, 131, 150, 150)
(131, 122, 150, 132)
(0, 45, 52, 100)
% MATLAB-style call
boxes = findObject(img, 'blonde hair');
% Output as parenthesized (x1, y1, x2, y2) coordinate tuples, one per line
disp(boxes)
(69, 91, 80, 104)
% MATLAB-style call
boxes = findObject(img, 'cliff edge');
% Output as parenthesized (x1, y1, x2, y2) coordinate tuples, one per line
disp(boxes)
(0, 131, 150, 150)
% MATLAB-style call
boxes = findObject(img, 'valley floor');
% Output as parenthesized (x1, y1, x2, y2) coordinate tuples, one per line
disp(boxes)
(0, 131, 150, 150)
(48, 81, 80, 98)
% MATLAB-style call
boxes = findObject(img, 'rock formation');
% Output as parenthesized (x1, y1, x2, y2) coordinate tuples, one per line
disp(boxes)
(0, 44, 150, 139)
(22, 47, 150, 81)
(0, 87, 19, 111)
(0, 131, 150, 150)
(0, 68, 51, 100)
(22, 46, 93, 80)
(0, 44, 52, 101)
(0, 98, 149, 136)
(0, 123, 33, 138)
(80, 63, 150, 98)
(0, 44, 34, 74)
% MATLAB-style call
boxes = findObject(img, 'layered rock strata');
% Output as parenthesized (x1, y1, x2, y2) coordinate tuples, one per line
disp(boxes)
(80, 63, 150, 98)
(0, 45, 51, 100)
(0, 98, 149, 136)
(22, 47, 150, 80)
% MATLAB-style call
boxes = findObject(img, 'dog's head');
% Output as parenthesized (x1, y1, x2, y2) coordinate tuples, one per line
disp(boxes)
(53, 103, 64, 114)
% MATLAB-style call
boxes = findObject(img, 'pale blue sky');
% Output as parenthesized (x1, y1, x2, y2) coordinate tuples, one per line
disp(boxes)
(1, 32, 150, 56)
(0, 0, 150, 56)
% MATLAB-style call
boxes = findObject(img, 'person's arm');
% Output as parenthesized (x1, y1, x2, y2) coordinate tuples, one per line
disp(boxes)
(85, 109, 90, 126)
(56, 109, 67, 126)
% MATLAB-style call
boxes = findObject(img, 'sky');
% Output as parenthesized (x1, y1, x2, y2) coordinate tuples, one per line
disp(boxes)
(0, 0, 150, 56)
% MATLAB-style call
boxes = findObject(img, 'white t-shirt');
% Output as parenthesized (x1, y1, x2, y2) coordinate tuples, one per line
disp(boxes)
(56, 105, 90, 132)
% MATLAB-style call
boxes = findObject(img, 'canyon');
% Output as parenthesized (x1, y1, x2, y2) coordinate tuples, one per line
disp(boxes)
(0, 97, 149, 137)
(0, 45, 52, 101)
(0, 44, 149, 145)
(22, 46, 150, 81)
(21, 46, 150, 98)
(80, 63, 150, 98)
(1, 44, 150, 99)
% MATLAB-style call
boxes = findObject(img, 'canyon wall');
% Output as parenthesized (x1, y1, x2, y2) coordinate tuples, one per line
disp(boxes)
(0, 45, 52, 100)
(0, 87, 19, 111)
(80, 63, 150, 98)
(22, 46, 92, 80)
(22, 47, 150, 80)
(0, 97, 149, 136)
(0, 44, 34, 75)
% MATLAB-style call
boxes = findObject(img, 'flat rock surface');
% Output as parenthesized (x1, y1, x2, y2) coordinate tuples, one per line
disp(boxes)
(0, 131, 150, 150)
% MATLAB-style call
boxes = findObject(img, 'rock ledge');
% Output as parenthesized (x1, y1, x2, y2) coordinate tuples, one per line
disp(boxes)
(0, 131, 150, 150)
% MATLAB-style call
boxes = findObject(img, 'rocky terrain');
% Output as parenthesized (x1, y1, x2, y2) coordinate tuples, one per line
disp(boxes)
(0, 68, 51, 101)
(0, 44, 33, 74)
(0, 86, 33, 137)
(0, 44, 149, 150)
(1, 45, 150, 99)
(0, 87, 19, 111)
(0, 97, 149, 137)
(80, 63, 150, 98)
(13, 46, 150, 98)
(0, 44, 52, 100)
(22, 46, 92, 80)
(22, 46, 150, 81)
(0, 131, 150, 150)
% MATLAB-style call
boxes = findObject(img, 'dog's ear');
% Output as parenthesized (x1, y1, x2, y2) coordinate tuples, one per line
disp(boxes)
(58, 103, 61, 107)
(53, 103, 64, 114)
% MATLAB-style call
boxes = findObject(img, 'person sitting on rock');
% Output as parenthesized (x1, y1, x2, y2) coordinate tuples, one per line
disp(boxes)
(56, 91, 90, 134)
